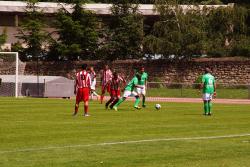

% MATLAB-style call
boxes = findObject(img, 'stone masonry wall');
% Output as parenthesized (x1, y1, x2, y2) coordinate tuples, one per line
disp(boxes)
(21, 58, 250, 85)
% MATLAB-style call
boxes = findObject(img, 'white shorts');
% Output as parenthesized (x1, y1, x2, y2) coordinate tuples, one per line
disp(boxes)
(90, 80, 96, 90)
(136, 85, 146, 95)
(123, 90, 138, 98)
(203, 93, 213, 101)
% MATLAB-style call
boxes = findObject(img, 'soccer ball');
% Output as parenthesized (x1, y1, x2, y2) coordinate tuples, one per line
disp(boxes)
(155, 104, 161, 110)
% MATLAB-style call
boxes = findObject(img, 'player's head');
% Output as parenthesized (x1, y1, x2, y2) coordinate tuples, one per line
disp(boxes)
(90, 66, 94, 71)
(205, 67, 211, 74)
(104, 65, 109, 70)
(140, 67, 145, 73)
(113, 72, 118, 79)
(81, 64, 88, 70)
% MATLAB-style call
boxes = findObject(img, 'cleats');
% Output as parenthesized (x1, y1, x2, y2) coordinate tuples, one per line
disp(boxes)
(142, 104, 146, 108)
(134, 106, 141, 110)
(113, 106, 118, 111)
(84, 113, 90, 117)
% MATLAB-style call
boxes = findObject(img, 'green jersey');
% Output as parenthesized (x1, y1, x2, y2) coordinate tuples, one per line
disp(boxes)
(202, 73, 215, 94)
(139, 72, 148, 85)
(125, 76, 139, 91)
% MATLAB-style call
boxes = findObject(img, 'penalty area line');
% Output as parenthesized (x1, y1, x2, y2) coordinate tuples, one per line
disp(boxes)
(1, 133, 250, 154)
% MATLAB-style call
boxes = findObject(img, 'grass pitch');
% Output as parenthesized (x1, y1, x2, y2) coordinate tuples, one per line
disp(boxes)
(0, 98, 250, 167)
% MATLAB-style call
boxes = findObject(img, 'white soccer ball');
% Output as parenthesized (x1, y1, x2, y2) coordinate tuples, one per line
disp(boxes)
(155, 104, 161, 110)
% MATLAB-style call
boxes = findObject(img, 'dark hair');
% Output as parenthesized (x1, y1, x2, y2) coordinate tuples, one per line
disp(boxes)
(82, 64, 88, 70)
(205, 67, 211, 74)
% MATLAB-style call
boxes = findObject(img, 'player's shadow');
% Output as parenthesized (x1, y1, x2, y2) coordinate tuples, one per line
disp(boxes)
(184, 114, 202, 115)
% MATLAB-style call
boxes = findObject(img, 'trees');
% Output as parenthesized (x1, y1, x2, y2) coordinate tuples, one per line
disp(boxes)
(98, 0, 144, 60)
(15, 0, 49, 61)
(144, 0, 209, 59)
(48, 0, 99, 60)
(0, 28, 7, 51)
(144, 0, 250, 59)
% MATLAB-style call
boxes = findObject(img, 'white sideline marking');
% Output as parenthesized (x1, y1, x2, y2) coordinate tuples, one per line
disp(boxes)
(1, 133, 250, 154)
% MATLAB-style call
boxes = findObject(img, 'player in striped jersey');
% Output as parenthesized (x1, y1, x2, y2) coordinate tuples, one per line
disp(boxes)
(73, 64, 91, 117)
(100, 65, 113, 104)
(105, 72, 126, 109)
(89, 66, 100, 100)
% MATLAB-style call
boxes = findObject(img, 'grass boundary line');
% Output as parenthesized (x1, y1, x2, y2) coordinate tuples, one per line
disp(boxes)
(1, 133, 250, 154)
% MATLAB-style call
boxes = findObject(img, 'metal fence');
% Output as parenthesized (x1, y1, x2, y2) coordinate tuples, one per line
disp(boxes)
(1, 80, 249, 99)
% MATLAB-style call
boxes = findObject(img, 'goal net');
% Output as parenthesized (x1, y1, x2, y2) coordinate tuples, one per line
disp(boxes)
(0, 52, 23, 97)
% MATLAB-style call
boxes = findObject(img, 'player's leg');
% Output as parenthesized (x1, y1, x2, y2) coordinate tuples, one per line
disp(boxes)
(132, 91, 141, 109)
(110, 90, 120, 109)
(208, 94, 213, 115)
(203, 94, 209, 115)
(142, 86, 146, 107)
(73, 89, 82, 116)
(113, 90, 129, 111)
(83, 88, 90, 116)
(90, 90, 94, 100)
(83, 101, 89, 116)
(203, 100, 209, 115)
(100, 85, 105, 104)
(110, 97, 119, 109)
(106, 97, 114, 109)
(74, 101, 80, 116)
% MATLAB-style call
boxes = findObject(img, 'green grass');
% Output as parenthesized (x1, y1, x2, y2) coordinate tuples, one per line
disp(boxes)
(96, 87, 250, 99)
(0, 98, 250, 167)
(147, 88, 249, 99)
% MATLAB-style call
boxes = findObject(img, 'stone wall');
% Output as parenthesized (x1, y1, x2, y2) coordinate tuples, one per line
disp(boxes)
(21, 58, 250, 85)
(1, 58, 249, 84)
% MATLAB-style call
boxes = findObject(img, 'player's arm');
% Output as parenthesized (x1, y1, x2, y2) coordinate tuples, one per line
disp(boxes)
(213, 79, 217, 97)
(87, 74, 91, 89)
(200, 75, 205, 90)
(145, 74, 148, 90)
(74, 78, 77, 94)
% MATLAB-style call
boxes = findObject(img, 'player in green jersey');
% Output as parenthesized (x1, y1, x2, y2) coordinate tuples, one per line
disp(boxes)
(137, 67, 148, 107)
(113, 73, 143, 111)
(200, 68, 216, 116)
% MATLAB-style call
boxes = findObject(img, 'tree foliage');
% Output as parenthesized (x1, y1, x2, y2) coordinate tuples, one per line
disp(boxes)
(98, 0, 144, 60)
(0, 28, 7, 51)
(48, 0, 99, 60)
(15, 0, 49, 61)
(144, 0, 250, 59)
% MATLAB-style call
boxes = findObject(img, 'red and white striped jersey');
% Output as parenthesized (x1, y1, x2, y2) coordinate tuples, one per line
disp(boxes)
(101, 69, 113, 86)
(75, 70, 91, 88)
(109, 76, 125, 90)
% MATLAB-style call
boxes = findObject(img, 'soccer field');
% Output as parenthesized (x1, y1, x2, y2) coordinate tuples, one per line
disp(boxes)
(0, 98, 250, 167)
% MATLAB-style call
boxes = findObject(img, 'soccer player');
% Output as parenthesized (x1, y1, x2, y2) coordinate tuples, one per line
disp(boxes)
(113, 73, 143, 111)
(89, 66, 100, 100)
(100, 65, 113, 104)
(73, 64, 91, 117)
(105, 72, 126, 109)
(137, 67, 148, 108)
(200, 67, 216, 116)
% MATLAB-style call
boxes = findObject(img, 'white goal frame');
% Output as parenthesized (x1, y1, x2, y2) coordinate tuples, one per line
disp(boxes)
(0, 52, 19, 98)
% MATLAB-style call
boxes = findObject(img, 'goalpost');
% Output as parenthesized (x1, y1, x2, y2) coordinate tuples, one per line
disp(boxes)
(0, 52, 19, 98)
